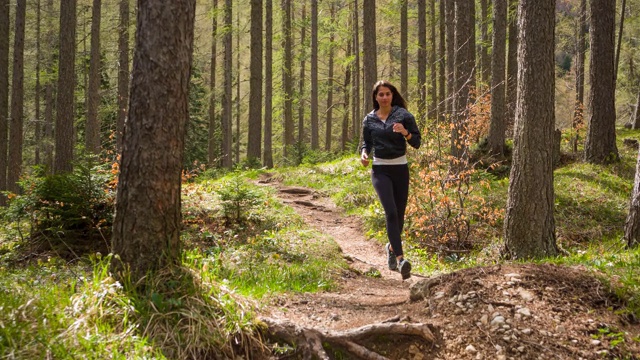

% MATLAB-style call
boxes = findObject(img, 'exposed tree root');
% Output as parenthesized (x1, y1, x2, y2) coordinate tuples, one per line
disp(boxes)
(260, 317, 435, 360)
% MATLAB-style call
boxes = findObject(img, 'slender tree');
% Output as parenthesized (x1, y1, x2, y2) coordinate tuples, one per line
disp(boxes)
(209, 0, 219, 166)
(633, 91, 640, 130)
(417, 0, 427, 123)
(35, 0, 42, 165)
(86, 0, 102, 155)
(247, 0, 263, 164)
(572, 0, 586, 148)
(234, 8, 240, 164)
(351, 0, 361, 139)
(263, 0, 274, 167)
(506, 0, 518, 131)
(362, 0, 376, 112)
(311, 0, 318, 150)
(55, 0, 77, 174)
(111, 0, 196, 282)
(624, 146, 640, 248)
(437, 0, 445, 122)
(614, 0, 626, 82)
(342, 25, 352, 151)
(282, 0, 294, 157)
(116, 0, 130, 153)
(400, 0, 408, 96)
(479, 0, 490, 85)
(8, 0, 26, 194)
(222, 0, 232, 167)
(297, 3, 306, 145)
(487, 0, 506, 156)
(584, 0, 619, 164)
(504, 0, 558, 259)
(445, 0, 454, 115)
(43, 0, 55, 171)
(428, 0, 437, 121)
(325, 3, 335, 152)
(0, 0, 9, 204)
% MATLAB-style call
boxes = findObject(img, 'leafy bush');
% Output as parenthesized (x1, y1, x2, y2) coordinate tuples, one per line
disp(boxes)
(2, 162, 115, 256)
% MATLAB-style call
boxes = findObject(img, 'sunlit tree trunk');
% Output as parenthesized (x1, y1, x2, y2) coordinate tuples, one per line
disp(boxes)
(55, 0, 77, 174)
(282, 0, 294, 157)
(624, 146, 640, 249)
(324, 3, 335, 152)
(504, 0, 558, 259)
(584, 0, 619, 164)
(572, 0, 586, 149)
(263, 0, 274, 167)
(8, 0, 26, 193)
(111, 0, 196, 282)
(235, 8, 240, 165)
(86, 0, 102, 155)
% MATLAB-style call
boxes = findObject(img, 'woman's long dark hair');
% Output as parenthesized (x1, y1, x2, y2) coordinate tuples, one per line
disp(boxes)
(371, 80, 408, 110)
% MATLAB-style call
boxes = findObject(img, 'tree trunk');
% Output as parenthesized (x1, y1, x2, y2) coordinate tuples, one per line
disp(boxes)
(352, 0, 361, 140)
(573, 0, 586, 132)
(584, 0, 619, 164)
(614, 0, 626, 83)
(451, 0, 475, 160)
(506, 0, 518, 135)
(247, 0, 263, 165)
(111, 0, 196, 282)
(400, 0, 408, 97)
(208, 0, 219, 166)
(116, 0, 130, 154)
(8, 0, 26, 194)
(625, 146, 640, 249)
(633, 91, 640, 130)
(325, 3, 335, 152)
(487, 0, 506, 156)
(479, 0, 490, 86)
(235, 9, 240, 165)
(437, 0, 445, 123)
(222, 0, 232, 167)
(263, 0, 274, 167)
(342, 34, 351, 151)
(503, 0, 558, 260)
(86, 0, 102, 155)
(297, 3, 306, 146)
(0, 0, 9, 205)
(43, 0, 55, 173)
(417, 0, 427, 124)
(35, 0, 42, 166)
(428, 0, 437, 121)
(362, 0, 376, 111)
(445, 0, 454, 117)
(55, 0, 77, 174)
(282, 0, 294, 157)
(311, 0, 318, 150)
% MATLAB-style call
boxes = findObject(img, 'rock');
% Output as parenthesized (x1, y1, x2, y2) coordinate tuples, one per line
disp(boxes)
(521, 328, 532, 335)
(516, 307, 532, 317)
(409, 277, 440, 301)
(465, 345, 477, 354)
(480, 314, 489, 325)
(517, 287, 535, 301)
(408, 344, 420, 354)
(491, 316, 506, 326)
(591, 340, 601, 346)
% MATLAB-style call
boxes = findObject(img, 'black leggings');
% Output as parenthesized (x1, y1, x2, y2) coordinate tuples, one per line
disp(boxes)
(371, 164, 409, 257)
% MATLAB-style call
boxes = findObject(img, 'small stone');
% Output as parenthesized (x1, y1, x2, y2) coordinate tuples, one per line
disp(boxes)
(502, 336, 511, 342)
(408, 344, 419, 354)
(475, 353, 484, 360)
(556, 325, 566, 333)
(517, 346, 525, 352)
(465, 345, 477, 354)
(480, 314, 489, 325)
(330, 313, 340, 321)
(434, 291, 445, 299)
(504, 273, 521, 278)
(517, 287, 535, 301)
(454, 309, 464, 315)
(591, 340, 601, 346)
(516, 307, 532, 317)
(521, 328, 532, 335)
(491, 316, 506, 326)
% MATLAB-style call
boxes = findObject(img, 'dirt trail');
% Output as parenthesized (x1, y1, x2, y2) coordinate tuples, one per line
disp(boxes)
(258, 178, 640, 360)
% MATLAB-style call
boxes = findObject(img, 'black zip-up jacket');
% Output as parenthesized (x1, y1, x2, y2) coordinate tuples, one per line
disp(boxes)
(361, 106, 421, 159)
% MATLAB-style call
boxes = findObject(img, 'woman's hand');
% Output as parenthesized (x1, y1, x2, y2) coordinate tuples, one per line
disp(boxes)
(360, 150, 370, 167)
(392, 123, 409, 136)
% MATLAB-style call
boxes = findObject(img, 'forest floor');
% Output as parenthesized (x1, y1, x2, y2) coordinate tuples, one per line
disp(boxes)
(258, 176, 640, 360)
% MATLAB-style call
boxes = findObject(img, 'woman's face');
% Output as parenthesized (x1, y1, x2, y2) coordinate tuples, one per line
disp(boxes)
(376, 86, 393, 108)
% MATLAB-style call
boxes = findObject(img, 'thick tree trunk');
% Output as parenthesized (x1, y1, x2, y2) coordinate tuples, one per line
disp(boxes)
(0, 0, 10, 205)
(263, 0, 273, 167)
(116, 0, 130, 154)
(247, 0, 263, 165)
(584, 0, 619, 164)
(55, 0, 77, 174)
(624, 147, 640, 249)
(208, 0, 219, 166)
(503, 0, 558, 259)
(362, 0, 376, 112)
(487, 0, 506, 156)
(111, 0, 196, 282)
(451, 0, 475, 160)
(86, 0, 102, 155)
(222, 0, 233, 167)
(8, 0, 26, 194)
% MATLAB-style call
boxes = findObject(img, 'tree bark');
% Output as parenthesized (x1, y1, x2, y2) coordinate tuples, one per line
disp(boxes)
(325, 3, 335, 152)
(8, 0, 26, 194)
(86, 0, 102, 155)
(633, 91, 640, 130)
(263, 0, 274, 167)
(235, 9, 240, 165)
(116, 0, 130, 154)
(208, 0, 219, 166)
(0, 0, 10, 204)
(362, 0, 376, 112)
(222, 0, 232, 167)
(282, 0, 294, 157)
(342, 34, 352, 151)
(311, 0, 319, 150)
(584, 0, 619, 164)
(503, 0, 558, 260)
(487, 0, 506, 156)
(352, 0, 361, 140)
(111, 0, 196, 282)
(400, 0, 408, 97)
(55, 0, 77, 174)
(247, 0, 263, 165)
(43, 0, 55, 172)
(506, 0, 518, 134)
(297, 3, 306, 146)
(35, 0, 42, 166)
(625, 146, 640, 249)
(573, 0, 586, 132)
